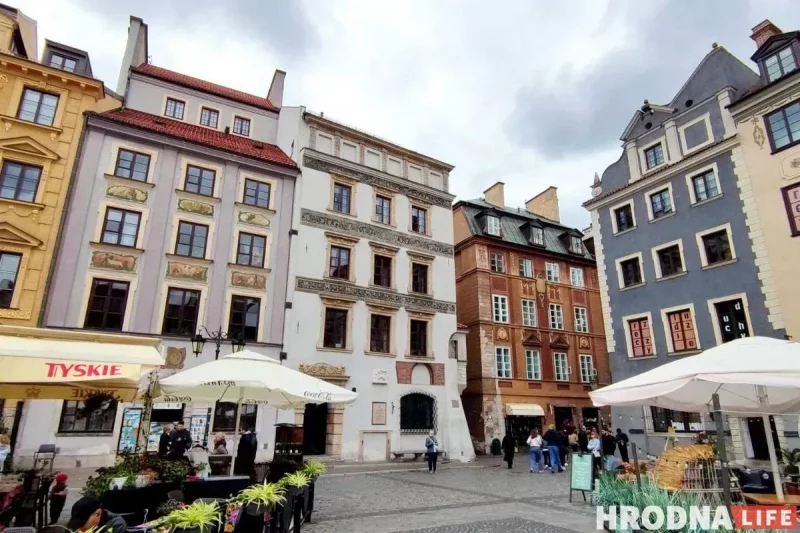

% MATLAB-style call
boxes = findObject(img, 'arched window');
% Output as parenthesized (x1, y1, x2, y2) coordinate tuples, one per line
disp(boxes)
(400, 393, 435, 434)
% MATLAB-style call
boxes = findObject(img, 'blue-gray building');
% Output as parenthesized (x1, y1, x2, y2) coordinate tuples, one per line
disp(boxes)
(584, 44, 795, 462)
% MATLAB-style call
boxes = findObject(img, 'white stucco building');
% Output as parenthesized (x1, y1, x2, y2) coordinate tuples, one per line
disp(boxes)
(278, 108, 474, 462)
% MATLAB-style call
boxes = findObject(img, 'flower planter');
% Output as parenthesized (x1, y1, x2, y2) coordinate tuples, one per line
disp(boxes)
(109, 477, 127, 490)
(246, 502, 271, 516)
(303, 480, 316, 523)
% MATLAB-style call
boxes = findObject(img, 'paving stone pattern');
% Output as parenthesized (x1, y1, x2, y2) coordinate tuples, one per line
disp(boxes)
(394, 517, 588, 533)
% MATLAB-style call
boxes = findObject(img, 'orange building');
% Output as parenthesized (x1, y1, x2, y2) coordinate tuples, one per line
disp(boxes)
(453, 183, 610, 447)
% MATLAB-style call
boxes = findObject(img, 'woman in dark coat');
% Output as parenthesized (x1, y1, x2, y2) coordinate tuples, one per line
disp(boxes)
(233, 431, 258, 479)
(501, 433, 516, 469)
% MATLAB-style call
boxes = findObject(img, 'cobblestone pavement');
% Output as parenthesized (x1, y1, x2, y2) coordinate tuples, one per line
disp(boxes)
(305, 458, 598, 533)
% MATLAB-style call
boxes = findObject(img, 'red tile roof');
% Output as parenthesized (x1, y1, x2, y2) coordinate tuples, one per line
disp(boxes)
(132, 64, 279, 112)
(95, 108, 297, 169)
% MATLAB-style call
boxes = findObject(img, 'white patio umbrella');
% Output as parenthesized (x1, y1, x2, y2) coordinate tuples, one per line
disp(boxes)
(590, 336, 800, 502)
(152, 350, 358, 473)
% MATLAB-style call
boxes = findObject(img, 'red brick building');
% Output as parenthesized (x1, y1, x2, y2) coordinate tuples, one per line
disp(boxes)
(453, 183, 610, 447)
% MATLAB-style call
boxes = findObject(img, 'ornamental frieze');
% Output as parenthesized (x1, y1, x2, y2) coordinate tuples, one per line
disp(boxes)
(107, 185, 148, 203)
(167, 261, 208, 282)
(178, 199, 214, 217)
(91, 250, 136, 272)
(303, 152, 453, 208)
(238, 211, 271, 227)
(295, 276, 456, 314)
(301, 209, 453, 257)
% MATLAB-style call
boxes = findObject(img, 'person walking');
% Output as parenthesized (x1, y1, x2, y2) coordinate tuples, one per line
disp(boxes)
(587, 430, 602, 476)
(425, 431, 438, 473)
(542, 424, 563, 473)
(526, 429, 543, 473)
(501, 432, 516, 469)
(601, 429, 617, 471)
(615, 428, 630, 463)
(167, 421, 192, 460)
(578, 425, 589, 452)
(568, 429, 579, 453)
(158, 424, 172, 457)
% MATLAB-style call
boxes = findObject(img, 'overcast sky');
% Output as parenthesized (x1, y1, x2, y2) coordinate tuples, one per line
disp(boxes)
(18, 0, 800, 228)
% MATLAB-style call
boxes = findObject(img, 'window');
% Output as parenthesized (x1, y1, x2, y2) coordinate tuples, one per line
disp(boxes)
(164, 98, 185, 119)
(400, 393, 434, 434)
(614, 204, 635, 232)
(691, 170, 720, 202)
(714, 298, 750, 343)
(519, 257, 533, 278)
(228, 295, 260, 341)
(411, 263, 428, 294)
(666, 309, 698, 353)
(650, 407, 702, 433)
(766, 101, 800, 151)
(162, 288, 201, 335)
(570, 236, 583, 253)
(48, 53, 77, 72)
(554, 352, 569, 382)
(199, 107, 219, 128)
(340, 142, 357, 162)
(649, 189, 673, 218)
(525, 350, 541, 380)
(0, 252, 21, 308)
(411, 206, 427, 234)
(370, 314, 391, 353)
(765, 47, 797, 82)
(545, 262, 560, 282)
(84, 279, 130, 331)
(375, 195, 391, 225)
(579, 354, 594, 383)
(644, 144, 664, 169)
(531, 227, 544, 246)
(185, 165, 216, 197)
(175, 221, 208, 258)
(620, 257, 642, 287)
(328, 246, 350, 279)
(783, 183, 800, 236)
(243, 179, 271, 209)
(701, 230, 732, 265)
(365, 149, 381, 169)
(493, 295, 508, 323)
(495, 347, 511, 378)
(522, 300, 536, 327)
(409, 320, 427, 357)
(58, 400, 118, 434)
(236, 232, 266, 268)
(628, 317, 653, 357)
(490, 252, 505, 273)
(333, 183, 351, 214)
(487, 216, 501, 236)
(101, 208, 140, 247)
(570, 267, 584, 287)
(323, 308, 348, 349)
(18, 88, 58, 126)
(549, 303, 563, 330)
(0, 161, 42, 203)
(657, 245, 683, 277)
(574, 307, 588, 333)
(233, 116, 251, 137)
(387, 157, 402, 176)
(373, 255, 392, 287)
(114, 149, 151, 181)
(213, 402, 257, 432)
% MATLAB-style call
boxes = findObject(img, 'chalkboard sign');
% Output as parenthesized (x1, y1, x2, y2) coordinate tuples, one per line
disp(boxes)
(569, 452, 594, 502)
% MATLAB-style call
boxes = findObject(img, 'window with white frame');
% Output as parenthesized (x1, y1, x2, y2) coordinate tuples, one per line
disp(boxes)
(554, 352, 569, 382)
(574, 307, 588, 333)
(531, 226, 544, 246)
(644, 143, 664, 169)
(570, 236, 583, 253)
(579, 354, 594, 383)
(549, 303, 563, 330)
(490, 252, 505, 273)
(495, 347, 512, 378)
(525, 350, 541, 380)
(519, 257, 533, 278)
(487, 216, 501, 236)
(545, 262, 560, 282)
(522, 300, 536, 327)
(570, 267, 584, 287)
(493, 295, 508, 323)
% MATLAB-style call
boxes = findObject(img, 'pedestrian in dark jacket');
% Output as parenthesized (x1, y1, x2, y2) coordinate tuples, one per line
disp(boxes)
(601, 429, 617, 457)
(67, 497, 128, 533)
(158, 424, 172, 457)
(501, 433, 516, 469)
(578, 426, 589, 452)
(167, 421, 192, 460)
(616, 428, 630, 463)
(49, 472, 68, 524)
(542, 425, 563, 473)
(234, 431, 258, 478)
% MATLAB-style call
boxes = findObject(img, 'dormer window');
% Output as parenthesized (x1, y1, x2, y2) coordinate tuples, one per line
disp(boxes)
(48, 52, 77, 73)
(570, 236, 583, 254)
(644, 144, 664, 170)
(487, 216, 501, 236)
(765, 47, 797, 82)
(531, 227, 544, 246)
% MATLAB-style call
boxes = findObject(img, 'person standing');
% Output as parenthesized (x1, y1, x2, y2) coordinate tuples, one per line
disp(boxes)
(615, 428, 630, 463)
(526, 430, 543, 473)
(234, 430, 258, 478)
(542, 425, 563, 473)
(601, 429, 617, 471)
(587, 430, 602, 475)
(578, 425, 589, 453)
(167, 421, 192, 460)
(501, 432, 516, 469)
(158, 424, 172, 457)
(424, 431, 438, 473)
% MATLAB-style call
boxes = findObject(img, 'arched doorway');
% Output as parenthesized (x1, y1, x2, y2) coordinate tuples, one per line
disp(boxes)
(303, 402, 328, 455)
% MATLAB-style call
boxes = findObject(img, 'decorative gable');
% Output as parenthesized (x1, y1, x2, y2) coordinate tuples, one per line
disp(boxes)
(522, 330, 542, 346)
(550, 333, 570, 350)
(0, 137, 60, 161)
(0, 222, 42, 248)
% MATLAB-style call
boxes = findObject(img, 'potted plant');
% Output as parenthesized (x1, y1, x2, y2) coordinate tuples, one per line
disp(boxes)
(278, 471, 310, 531)
(162, 500, 221, 533)
(302, 461, 326, 522)
(234, 481, 286, 516)
(782, 448, 800, 475)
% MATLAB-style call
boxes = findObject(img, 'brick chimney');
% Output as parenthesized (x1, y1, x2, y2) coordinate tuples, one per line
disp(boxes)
(267, 69, 286, 108)
(525, 186, 560, 223)
(483, 181, 505, 208)
(751, 20, 782, 48)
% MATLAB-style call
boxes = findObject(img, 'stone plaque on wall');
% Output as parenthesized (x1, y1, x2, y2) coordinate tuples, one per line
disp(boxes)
(371, 402, 387, 425)
(372, 368, 388, 384)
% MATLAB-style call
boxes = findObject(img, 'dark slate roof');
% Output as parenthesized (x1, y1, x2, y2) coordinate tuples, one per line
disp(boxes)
(456, 199, 594, 261)
(734, 32, 800, 106)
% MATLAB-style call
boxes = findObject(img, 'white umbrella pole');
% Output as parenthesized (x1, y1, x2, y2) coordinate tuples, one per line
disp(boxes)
(758, 386, 784, 502)
(230, 395, 243, 476)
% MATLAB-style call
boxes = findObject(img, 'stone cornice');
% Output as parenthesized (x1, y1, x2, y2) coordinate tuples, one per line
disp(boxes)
(296, 277, 456, 315)
(301, 209, 454, 257)
(302, 149, 454, 209)
(729, 74, 800, 119)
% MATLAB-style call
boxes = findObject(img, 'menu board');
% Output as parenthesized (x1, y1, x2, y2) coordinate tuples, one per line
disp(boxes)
(570, 452, 594, 493)
(117, 408, 142, 453)
(191, 411, 210, 447)
(146, 422, 162, 453)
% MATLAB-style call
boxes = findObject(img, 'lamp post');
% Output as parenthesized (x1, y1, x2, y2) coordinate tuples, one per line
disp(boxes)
(191, 326, 246, 360)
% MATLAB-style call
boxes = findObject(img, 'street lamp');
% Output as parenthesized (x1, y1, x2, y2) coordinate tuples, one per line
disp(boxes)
(190, 326, 246, 360)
